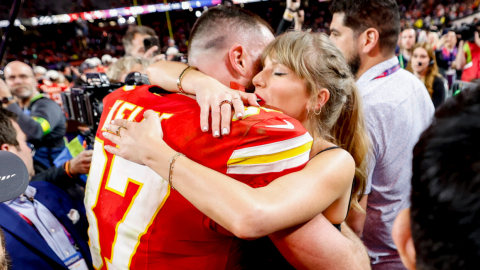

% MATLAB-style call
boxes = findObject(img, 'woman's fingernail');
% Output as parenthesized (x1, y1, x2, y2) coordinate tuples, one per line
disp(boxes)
(237, 113, 243, 118)
(203, 126, 208, 132)
(102, 132, 108, 137)
(105, 124, 110, 129)
(111, 120, 115, 124)
(214, 130, 219, 137)
(222, 128, 228, 135)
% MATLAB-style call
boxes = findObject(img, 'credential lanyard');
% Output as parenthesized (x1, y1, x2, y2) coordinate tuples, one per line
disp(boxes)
(373, 64, 401, 80)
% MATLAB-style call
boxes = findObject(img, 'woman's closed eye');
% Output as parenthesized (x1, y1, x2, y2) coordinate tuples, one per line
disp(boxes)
(274, 72, 287, 76)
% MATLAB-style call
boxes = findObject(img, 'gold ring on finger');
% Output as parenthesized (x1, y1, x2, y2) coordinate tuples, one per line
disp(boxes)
(115, 126, 126, 137)
(219, 100, 233, 107)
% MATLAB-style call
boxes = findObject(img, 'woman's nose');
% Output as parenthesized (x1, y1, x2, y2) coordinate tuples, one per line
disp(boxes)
(252, 72, 265, 89)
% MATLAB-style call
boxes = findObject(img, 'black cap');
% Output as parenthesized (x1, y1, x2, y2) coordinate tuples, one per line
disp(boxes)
(0, 151, 29, 202)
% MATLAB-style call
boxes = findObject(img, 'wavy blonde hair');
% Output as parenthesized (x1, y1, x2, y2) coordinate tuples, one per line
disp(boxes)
(262, 32, 370, 211)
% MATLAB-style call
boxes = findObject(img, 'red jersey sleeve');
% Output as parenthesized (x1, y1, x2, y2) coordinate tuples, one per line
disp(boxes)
(225, 107, 313, 188)
(207, 107, 312, 235)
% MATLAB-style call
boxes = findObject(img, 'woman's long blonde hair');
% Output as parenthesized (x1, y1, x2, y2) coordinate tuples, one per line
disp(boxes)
(262, 32, 370, 211)
(406, 42, 441, 98)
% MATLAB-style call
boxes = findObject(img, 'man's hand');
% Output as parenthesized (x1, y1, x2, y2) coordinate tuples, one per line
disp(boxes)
(69, 150, 93, 175)
(144, 46, 166, 63)
(287, 0, 301, 11)
(437, 34, 448, 48)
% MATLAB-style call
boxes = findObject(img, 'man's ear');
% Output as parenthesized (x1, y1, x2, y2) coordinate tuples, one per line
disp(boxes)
(228, 44, 251, 78)
(392, 208, 417, 270)
(0, 144, 10, 151)
(360, 28, 380, 55)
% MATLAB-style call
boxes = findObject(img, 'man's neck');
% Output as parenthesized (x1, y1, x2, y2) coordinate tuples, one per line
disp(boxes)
(19, 91, 39, 108)
(355, 54, 395, 81)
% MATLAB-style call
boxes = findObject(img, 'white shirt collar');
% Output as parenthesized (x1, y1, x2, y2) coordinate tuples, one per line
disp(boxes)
(356, 57, 400, 91)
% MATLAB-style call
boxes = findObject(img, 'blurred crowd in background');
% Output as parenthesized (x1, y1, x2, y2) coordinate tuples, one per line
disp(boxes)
(2, 1, 480, 270)
(2, 0, 480, 70)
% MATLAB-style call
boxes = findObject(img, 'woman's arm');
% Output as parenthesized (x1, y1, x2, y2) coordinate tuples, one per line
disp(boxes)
(146, 61, 200, 94)
(146, 60, 258, 135)
(103, 111, 355, 239)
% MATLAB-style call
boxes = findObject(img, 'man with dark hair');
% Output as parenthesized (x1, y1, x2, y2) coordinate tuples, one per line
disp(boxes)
(1, 64, 67, 171)
(398, 27, 417, 69)
(392, 86, 480, 270)
(122, 25, 164, 62)
(0, 108, 92, 270)
(329, 0, 434, 269)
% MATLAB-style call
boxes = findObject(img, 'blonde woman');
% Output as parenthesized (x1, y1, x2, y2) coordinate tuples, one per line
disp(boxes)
(104, 32, 370, 266)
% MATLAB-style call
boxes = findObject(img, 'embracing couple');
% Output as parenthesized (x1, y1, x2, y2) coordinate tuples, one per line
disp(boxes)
(86, 5, 371, 270)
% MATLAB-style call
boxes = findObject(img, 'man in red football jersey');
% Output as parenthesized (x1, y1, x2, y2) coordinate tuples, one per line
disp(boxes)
(85, 6, 369, 270)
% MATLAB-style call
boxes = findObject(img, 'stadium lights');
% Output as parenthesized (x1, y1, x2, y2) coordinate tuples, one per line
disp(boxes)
(0, 0, 263, 28)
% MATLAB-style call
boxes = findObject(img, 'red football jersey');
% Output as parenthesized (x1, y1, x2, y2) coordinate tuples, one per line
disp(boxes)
(85, 85, 313, 270)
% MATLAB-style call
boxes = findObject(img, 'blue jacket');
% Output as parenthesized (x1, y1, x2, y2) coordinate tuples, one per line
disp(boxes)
(0, 181, 92, 270)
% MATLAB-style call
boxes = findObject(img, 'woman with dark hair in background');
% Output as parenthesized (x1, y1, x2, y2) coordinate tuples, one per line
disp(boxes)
(407, 42, 448, 108)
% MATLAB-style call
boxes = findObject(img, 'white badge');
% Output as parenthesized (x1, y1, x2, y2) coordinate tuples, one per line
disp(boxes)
(63, 251, 89, 270)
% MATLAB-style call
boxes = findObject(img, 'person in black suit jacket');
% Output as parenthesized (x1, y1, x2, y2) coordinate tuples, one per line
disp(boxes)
(0, 108, 92, 270)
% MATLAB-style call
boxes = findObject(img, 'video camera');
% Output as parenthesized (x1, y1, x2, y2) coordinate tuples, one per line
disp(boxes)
(453, 22, 480, 42)
(61, 72, 150, 148)
(62, 73, 122, 147)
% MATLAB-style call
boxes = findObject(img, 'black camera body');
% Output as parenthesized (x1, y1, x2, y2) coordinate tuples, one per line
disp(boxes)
(62, 73, 123, 147)
(62, 72, 151, 148)
(454, 22, 480, 42)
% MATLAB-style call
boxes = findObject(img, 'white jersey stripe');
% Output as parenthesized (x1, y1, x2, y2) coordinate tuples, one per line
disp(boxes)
(229, 132, 313, 160)
(227, 150, 310, 175)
